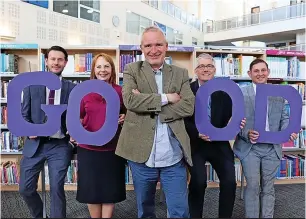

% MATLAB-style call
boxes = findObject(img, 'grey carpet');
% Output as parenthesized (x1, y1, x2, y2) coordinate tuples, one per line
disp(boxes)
(1, 184, 305, 218)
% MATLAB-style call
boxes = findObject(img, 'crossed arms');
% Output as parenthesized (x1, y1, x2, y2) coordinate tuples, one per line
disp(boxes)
(122, 64, 195, 122)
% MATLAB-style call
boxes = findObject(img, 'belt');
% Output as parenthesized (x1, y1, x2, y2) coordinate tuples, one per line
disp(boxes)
(40, 136, 66, 142)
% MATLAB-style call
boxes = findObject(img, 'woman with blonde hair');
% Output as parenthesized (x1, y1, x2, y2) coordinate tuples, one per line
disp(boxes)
(75, 53, 126, 218)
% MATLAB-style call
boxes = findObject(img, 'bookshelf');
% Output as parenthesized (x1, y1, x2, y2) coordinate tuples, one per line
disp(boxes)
(1, 44, 41, 191)
(1, 43, 305, 191)
(118, 45, 195, 80)
(39, 46, 120, 84)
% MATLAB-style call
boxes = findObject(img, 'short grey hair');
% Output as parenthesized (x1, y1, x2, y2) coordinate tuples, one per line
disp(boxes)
(196, 53, 215, 66)
(141, 26, 168, 45)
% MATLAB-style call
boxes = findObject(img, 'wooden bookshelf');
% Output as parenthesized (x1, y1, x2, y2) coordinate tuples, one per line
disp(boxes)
(118, 45, 195, 79)
(39, 46, 120, 84)
(1, 44, 41, 191)
(2, 178, 304, 192)
(1, 44, 306, 192)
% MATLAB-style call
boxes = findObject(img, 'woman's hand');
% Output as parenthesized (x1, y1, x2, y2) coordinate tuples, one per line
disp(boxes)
(119, 114, 125, 124)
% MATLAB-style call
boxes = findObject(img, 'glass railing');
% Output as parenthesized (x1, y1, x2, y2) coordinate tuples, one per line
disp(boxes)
(205, 3, 306, 33)
(278, 44, 306, 52)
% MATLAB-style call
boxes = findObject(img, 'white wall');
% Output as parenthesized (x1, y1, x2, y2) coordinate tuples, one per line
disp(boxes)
(213, 0, 245, 20)
(0, 0, 204, 48)
(100, 0, 204, 46)
(201, 0, 216, 21)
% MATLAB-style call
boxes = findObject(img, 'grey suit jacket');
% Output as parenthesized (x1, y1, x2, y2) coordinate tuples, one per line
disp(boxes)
(233, 84, 289, 160)
(21, 79, 76, 158)
(115, 61, 195, 166)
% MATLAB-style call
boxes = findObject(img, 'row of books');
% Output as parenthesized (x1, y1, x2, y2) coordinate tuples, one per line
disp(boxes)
(277, 154, 305, 179)
(282, 129, 306, 149)
(236, 82, 305, 100)
(119, 53, 144, 73)
(1, 161, 19, 184)
(1, 154, 305, 186)
(119, 54, 173, 73)
(1, 81, 10, 99)
(1, 106, 7, 124)
(197, 55, 306, 79)
(280, 82, 305, 100)
(0, 53, 19, 74)
(44, 160, 78, 185)
(266, 56, 305, 79)
(0, 131, 24, 152)
(214, 55, 255, 77)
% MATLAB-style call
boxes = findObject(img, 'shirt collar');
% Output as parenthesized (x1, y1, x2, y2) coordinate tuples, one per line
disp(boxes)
(152, 63, 164, 73)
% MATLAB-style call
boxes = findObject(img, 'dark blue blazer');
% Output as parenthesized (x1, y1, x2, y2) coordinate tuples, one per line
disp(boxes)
(21, 79, 75, 157)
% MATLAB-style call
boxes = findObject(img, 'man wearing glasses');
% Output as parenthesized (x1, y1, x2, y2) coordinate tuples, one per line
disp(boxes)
(184, 53, 245, 218)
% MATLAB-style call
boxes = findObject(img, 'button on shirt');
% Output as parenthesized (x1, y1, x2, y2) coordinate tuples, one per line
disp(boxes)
(252, 83, 270, 131)
(145, 67, 183, 168)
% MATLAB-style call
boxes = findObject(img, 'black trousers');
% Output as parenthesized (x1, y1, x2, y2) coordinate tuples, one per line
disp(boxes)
(188, 143, 236, 218)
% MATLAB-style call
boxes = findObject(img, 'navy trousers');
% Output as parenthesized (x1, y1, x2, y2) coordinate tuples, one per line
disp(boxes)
(19, 138, 73, 218)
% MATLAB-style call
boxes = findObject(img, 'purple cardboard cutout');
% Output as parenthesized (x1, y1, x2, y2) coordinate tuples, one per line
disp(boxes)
(254, 84, 302, 144)
(195, 78, 245, 140)
(66, 79, 120, 146)
(7, 71, 67, 136)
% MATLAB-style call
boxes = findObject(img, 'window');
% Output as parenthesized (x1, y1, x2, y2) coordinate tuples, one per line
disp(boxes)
(195, 19, 201, 30)
(22, 0, 48, 9)
(192, 37, 198, 46)
(175, 32, 183, 45)
(126, 12, 151, 35)
(80, 0, 100, 23)
(126, 12, 140, 35)
(166, 27, 175, 45)
(80, 0, 99, 10)
(53, 0, 100, 23)
(80, 6, 100, 23)
(167, 3, 175, 17)
(175, 38, 183, 45)
(150, 0, 158, 9)
(53, 1, 78, 19)
(140, 16, 152, 34)
(181, 11, 187, 23)
(161, 0, 168, 12)
(174, 6, 181, 20)
(188, 14, 194, 26)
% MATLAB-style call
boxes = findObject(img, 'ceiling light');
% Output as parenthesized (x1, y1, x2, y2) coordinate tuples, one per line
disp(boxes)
(62, 9, 68, 13)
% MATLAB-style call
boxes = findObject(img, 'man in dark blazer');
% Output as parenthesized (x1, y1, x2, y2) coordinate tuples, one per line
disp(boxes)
(19, 46, 75, 218)
(184, 53, 245, 218)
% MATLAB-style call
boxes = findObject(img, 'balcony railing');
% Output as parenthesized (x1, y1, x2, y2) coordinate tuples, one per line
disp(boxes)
(205, 3, 306, 33)
(278, 44, 306, 52)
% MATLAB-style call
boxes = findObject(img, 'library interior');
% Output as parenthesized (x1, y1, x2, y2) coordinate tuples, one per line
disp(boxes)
(0, 0, 305, 218)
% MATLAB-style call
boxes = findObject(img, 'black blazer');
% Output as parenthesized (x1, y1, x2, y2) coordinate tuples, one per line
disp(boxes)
(184, 80, 233, 152)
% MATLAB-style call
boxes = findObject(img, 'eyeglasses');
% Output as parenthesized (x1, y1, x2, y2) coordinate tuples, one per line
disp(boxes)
(196, 64, 215, 70)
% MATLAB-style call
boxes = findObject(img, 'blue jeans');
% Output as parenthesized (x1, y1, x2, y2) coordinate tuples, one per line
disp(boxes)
(128, 159, 189, 218)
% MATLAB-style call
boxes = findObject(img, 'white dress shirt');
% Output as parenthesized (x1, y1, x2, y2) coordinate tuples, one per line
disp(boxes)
(252, 83, 270, 131)
(46, 77, 65, 139)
